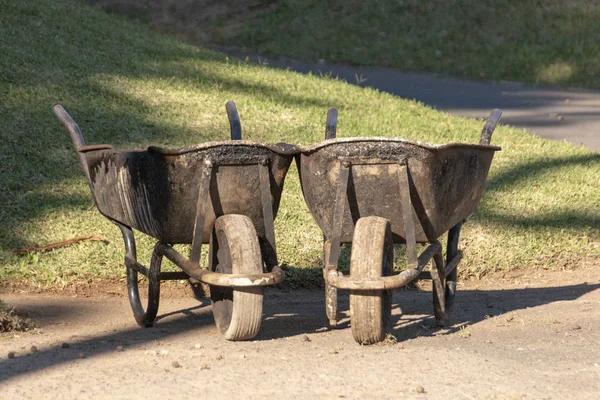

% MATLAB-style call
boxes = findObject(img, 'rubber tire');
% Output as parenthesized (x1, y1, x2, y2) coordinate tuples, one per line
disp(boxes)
(210, 214, 264, 341)
(349, 216, 394, 344)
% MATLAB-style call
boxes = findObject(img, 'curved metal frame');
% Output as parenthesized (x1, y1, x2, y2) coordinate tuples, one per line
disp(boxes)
(323, 109, 339, 325)
(319, 108, 501, 328)
(119, 224, 162, 327)
(54, 101, 285, 328)
(54, 101, 500, 332)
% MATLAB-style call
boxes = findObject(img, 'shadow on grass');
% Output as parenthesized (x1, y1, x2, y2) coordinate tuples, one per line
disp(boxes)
(1, 0, 332, 250)
(485, 153, 600, 191)
(473, 153, 600, 230)
(83, 0, 600, 90)
(476, 210, 600, 232)
(2, 192, 92, 250)
(0, 282, 597, 382)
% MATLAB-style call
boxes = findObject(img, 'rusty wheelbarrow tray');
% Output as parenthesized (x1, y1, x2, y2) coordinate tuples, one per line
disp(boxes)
(54, 102, 297, 341)
(298, 108, 502, 344)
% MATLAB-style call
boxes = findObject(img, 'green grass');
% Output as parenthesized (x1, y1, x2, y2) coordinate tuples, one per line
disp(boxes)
(79, 1, 600, 88)
(222, 0, 600, 89)
(0, 0, 598, 289)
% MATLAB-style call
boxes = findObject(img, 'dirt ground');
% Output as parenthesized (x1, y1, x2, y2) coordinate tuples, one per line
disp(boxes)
(1, 268, 599, 399)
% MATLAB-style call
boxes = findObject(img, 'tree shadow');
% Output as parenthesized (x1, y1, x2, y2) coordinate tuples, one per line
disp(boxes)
(1, 281, 597, 383)
(390, 282, 600, 341)
(473, 153, 600, 230)
(0, 300, 217, 383)
(3, 1, 598, 255)
(1, 1, 331, 251)
(486, 154, 600, 191)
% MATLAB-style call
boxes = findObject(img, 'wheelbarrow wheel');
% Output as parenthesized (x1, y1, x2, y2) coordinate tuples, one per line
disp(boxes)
(210, 214, 264, 341)
(349, 216, 393, 345)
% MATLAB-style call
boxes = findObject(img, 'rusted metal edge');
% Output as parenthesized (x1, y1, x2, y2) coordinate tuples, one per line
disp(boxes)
(444, 252, 463, 277)
(158, 243, 284, 287)
(151, 141, 298, 156)
(326, 241, 441, 290)
(77, 140, 298, 156)
(299, 137, 501, 154)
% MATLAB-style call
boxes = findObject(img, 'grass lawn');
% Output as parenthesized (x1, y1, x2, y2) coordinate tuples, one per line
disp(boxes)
(84, 0, 600, 89)
(0, 0, 598, 289)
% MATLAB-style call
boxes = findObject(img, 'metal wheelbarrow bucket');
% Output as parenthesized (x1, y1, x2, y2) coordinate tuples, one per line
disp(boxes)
(54, 102, 297, 341)
(298, 108, 502, 344)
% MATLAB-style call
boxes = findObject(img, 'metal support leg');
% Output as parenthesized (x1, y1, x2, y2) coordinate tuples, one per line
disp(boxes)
(323, 108, 339, 325)
(323, 240, 337, 326)
(398, 162, 454, 325)
(259, 159, 278, 271)
(432, 248, 447, 326)
(397, 163, 418, 268)
(190, 159, 213, 263)
(118, 224, 162, 327)
(325, 161, 350, 327)
(445, 222, 463, 320)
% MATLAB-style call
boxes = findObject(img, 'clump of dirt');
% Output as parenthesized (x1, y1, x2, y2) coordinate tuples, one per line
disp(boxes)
(0, 300, 37, 333)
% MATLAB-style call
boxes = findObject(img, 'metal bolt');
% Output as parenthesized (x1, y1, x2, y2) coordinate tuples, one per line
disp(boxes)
(341, 161, 350, 168)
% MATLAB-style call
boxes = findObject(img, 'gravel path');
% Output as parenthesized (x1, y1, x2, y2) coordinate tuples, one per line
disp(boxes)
(1, 268, 599, 399)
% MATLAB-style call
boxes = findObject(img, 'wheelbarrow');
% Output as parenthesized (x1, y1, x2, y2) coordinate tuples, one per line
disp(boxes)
(298, 108, 502, 344)
(54, 102, 297, 341)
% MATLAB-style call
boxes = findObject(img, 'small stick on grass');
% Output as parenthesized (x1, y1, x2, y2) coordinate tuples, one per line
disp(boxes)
(12, 235, 107, 255)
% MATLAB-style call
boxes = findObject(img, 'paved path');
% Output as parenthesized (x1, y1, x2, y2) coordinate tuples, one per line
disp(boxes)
(224, 49, 599, 151)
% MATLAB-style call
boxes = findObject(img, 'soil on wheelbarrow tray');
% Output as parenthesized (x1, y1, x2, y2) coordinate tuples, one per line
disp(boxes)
(1, 267, 599, 399)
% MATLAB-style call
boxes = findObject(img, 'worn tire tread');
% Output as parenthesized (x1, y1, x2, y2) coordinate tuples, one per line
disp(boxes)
(212, 214, 264, 341)
(349, 217, 393, 344)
